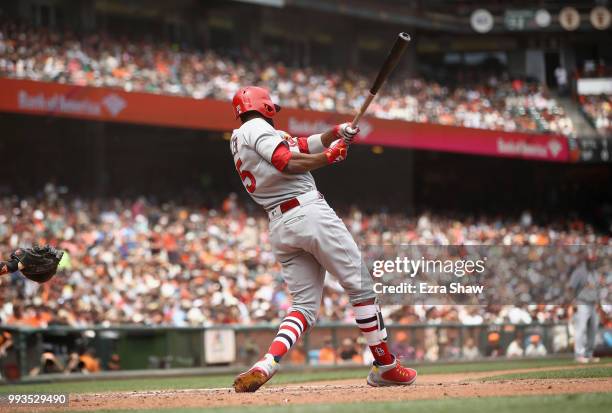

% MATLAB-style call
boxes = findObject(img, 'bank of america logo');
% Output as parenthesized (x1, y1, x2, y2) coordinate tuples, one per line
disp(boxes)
(548, 139, 562, 157)
(358, 119, 373, 138)
(102, 94, 127, 116)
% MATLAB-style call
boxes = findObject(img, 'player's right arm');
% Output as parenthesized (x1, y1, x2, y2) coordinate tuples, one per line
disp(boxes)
(296, 123, 360, 154)
(241, 120, 350, 174)
(274, 123, 356, 172)
(280, 141, 348, 173)
(245, 120, 350, 175)
(321, 123, 360, 148)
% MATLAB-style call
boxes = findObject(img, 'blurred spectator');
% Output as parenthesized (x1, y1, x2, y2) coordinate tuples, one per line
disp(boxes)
(462, 337, 481, 360)
(525, 335, 547, 357)
(337, 337, 361, 364)
(0, 331, 12, 357)
(506, 332, 525, 358)
(107, 354, 121, 371)
(289, 342, 306, 365)
(552, 324, 571, 353)
(318, 338, 336, 365)
(555, 66, 568, 96)
(580, 95, 612, 137)
(0, 22, 576, 137)
(29, 351, 64, 376)
(0, 192, 610, 328)
(390, 331, 416, 360)
(424, 329, 440, 361)
(485, 332, 502, 357)
(66, 348, 101, 373)
(0, 331, 13, 379)
(439, 335, 461, 360)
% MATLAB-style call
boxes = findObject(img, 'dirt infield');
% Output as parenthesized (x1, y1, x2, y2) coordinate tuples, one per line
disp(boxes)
(13, 364, 612, 412)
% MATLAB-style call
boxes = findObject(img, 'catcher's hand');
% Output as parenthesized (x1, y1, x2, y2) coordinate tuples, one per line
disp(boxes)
(11, 245, 64, 283)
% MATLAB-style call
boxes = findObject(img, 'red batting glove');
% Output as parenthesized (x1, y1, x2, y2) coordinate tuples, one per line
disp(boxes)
(324, 140, 348, 164)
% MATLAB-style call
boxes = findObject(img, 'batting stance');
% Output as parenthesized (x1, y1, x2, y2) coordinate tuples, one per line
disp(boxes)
(230, 86, 417, 392)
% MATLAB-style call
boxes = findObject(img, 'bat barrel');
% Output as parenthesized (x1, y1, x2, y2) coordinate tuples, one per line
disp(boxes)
(369, 32, 411, 95)
(352, 32, 411, 128)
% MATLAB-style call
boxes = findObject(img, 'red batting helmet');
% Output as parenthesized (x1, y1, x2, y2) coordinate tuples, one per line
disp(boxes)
(232, 86, 281, 119)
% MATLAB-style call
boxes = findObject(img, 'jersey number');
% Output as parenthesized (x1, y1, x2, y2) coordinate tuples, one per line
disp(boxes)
(235, 158, 256, 193)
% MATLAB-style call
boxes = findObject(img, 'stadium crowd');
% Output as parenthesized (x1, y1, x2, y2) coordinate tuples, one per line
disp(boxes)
(580, 95, 612, 137)
(0, 22, 575, 136)
(0, 189, 610, 329)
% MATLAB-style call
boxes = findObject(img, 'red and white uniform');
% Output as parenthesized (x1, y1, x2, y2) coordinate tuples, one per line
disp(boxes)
(229, 117, 376, 327)
(230, 117, 318, 210)
(231, 87, 415, 392)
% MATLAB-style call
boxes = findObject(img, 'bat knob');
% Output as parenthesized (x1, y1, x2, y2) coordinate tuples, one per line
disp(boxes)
(399, 32, 411, 42)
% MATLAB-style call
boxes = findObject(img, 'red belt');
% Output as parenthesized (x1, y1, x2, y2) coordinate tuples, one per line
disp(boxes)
(278, 192, 323, 214)
(279, 198, 301, 213)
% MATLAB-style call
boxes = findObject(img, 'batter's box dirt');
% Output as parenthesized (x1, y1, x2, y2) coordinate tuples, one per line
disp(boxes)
(14, 364, 612, 413)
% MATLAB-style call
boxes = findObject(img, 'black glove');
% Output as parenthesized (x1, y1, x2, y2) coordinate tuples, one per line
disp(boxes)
(11, 245, 64, 283)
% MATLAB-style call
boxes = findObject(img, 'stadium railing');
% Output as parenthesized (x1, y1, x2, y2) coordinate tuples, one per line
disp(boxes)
(0, 322, 575, 382)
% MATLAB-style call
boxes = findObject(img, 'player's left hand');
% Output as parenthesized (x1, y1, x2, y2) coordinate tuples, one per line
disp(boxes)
(333, 123, 360, 145)
(324, 139, 349, 164)
(11, 245, 64, 283)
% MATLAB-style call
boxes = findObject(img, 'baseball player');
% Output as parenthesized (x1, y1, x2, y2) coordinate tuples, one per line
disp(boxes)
(569, 251, 602, 363)
(230, 86, 417, 392)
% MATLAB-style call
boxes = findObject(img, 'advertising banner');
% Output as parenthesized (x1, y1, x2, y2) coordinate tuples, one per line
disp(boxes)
(280, 111, 569, 162)
(0, 78, 236, 130)
(0, 78, 569, 162)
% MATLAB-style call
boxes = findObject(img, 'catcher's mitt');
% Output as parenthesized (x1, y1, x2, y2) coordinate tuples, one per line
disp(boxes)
(11, 245, 64, 283)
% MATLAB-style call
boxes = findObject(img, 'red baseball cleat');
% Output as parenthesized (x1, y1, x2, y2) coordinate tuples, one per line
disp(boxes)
(367, 357, 417, 387)
(233, 354, 279, 393)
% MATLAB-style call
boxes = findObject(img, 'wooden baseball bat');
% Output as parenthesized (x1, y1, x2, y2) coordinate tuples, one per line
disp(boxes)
(351, 32, 411, 128)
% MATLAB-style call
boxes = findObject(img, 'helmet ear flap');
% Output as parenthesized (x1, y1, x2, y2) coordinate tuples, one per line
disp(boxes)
(263, 103, 274, 115)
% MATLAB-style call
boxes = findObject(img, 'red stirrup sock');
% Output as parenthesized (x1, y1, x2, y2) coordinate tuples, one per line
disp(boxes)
(267, 310, 308, 362)
(353, 301, 394, 365)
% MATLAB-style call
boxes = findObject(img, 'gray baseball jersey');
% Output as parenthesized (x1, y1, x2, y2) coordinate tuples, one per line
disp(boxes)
(230, 118, 316, 210)
(230, 117, 376, 326)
